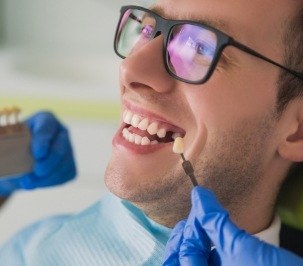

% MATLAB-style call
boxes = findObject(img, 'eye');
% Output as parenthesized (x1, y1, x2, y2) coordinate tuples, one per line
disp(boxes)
(186, 37, 215, 57)
(196, 42, 215, 56)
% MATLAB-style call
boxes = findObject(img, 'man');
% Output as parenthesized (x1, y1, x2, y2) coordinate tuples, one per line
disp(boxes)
(1, 0, 303, 265)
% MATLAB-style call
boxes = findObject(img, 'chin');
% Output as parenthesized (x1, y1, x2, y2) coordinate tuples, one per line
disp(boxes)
(104, 157, 148, 202)
(104, 166, 131, 200)
(104, 153, 188, 205)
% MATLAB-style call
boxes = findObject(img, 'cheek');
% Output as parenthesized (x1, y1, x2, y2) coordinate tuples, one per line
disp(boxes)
(235, 66, 278, 112)
(184, 69, 277, 134)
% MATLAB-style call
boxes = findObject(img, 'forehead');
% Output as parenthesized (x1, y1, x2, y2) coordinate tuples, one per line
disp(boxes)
(150, 4, 231, 36)
(152, 0, 298, 52)
(152, 0, 296, 27)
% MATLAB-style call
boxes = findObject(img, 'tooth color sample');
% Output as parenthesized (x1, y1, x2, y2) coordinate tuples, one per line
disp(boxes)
(173, 137, 184, 154)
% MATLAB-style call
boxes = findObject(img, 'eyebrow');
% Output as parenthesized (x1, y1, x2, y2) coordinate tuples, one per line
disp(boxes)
(150, 5, 232, 35)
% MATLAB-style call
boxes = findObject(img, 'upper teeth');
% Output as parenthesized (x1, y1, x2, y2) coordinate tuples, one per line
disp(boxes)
(123, 110, 168, 138)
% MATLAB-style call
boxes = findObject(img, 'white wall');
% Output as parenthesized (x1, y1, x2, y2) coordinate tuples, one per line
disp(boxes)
(0, 0, 153, 245)
(0, 0, 153, 101)
(3, 0, 153, 51)
(0, 0, 5, 44)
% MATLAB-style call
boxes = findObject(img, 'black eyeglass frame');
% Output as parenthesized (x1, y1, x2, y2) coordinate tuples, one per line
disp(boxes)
(114, 5, 303, 85)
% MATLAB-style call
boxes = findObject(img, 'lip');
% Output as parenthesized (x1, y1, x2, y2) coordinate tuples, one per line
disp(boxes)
(122, 99, 186, 134)
(112, 99, 186, 155)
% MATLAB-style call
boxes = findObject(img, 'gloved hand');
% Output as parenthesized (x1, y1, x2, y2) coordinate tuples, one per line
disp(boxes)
(163, 186, 303, 266)
(0, 112, 77, 197)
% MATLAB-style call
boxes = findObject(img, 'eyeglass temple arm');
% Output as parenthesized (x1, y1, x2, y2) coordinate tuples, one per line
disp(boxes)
(230, 40, 303, 80)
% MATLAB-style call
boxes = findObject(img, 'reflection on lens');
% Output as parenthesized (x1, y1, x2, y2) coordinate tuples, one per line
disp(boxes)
(116, 9, 156, 57)
(167, 24, 218, 82)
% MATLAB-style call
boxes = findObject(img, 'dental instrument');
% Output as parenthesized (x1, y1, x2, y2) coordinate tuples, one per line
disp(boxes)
(173, 137, 198, 187)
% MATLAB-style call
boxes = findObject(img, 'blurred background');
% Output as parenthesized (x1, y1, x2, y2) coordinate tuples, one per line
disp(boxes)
(0, 0, 152, 244)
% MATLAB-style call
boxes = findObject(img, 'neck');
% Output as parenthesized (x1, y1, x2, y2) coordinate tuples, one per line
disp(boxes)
(228, 194, 276, 234)
(135, 190, 276, 232)
(223, 165, 287, 234)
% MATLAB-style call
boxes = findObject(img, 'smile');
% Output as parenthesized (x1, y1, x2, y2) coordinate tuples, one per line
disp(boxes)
(122, 109, 185, 146)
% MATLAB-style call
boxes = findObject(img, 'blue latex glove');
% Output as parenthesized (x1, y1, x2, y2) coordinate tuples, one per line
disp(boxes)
(0, 112, 77, 196)
(163, 186, 303, 266)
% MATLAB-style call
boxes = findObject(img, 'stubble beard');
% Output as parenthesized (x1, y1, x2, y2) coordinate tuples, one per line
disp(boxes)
(196, 111, 279, 221)
(105, 156, 193, 225)
(105, 111, 278, 226)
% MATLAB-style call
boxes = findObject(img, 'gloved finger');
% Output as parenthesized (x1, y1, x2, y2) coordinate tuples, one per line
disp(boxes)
(0, 177, 23, 196)
(192, 187, 276, 262)
(191, 186, 252, 257)
(178, 190, 211, 266)
(192, 187, 303, 266)
(33, 164, 75, 188)
(20, 155, 76, 189)
(19, 173, 37, 190)
(26, 112, 62, 160)
(208, 248, 221, 266)
(33, 128, 73, 178)
(163, 220, 186, 266)
(208, 234, 303, 266)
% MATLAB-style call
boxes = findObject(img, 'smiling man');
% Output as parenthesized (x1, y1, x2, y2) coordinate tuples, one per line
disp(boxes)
(107, 0, 303, 232)
(1, 0, 303, 265)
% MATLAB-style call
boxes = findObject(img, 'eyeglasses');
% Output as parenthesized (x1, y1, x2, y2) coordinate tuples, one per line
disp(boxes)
(114, 5, 303, 85)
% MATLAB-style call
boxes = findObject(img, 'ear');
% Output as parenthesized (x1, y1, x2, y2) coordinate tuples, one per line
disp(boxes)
(278, 112, 303, 163)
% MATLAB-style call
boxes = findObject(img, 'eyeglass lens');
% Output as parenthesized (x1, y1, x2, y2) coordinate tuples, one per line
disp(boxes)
(115, 7, 218, 83)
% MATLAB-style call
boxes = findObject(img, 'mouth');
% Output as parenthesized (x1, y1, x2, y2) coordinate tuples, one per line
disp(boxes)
(121, 108, 186, 146)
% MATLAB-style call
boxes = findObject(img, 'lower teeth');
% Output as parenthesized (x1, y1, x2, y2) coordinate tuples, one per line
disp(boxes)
(122, 127, 159, 146)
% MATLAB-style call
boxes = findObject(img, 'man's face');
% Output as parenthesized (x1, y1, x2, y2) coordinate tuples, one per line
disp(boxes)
(105, 0, 297, 221)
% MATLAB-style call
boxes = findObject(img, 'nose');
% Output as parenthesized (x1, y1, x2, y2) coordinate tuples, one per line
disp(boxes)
(120, 35, 176, 93)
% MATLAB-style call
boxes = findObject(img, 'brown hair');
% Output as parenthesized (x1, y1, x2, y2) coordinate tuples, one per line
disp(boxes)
(277, 7, 303, 185)
(276, 7, 303, 114)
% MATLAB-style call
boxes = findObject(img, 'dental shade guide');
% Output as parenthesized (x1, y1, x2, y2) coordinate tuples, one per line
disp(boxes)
(0, 107, 33, 180)
(173, 137, 198, 187)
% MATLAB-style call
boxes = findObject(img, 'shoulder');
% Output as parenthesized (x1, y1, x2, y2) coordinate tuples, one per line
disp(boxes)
(0, 200, 103, 265)
(0, 214, 70, 265)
